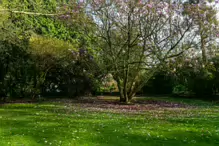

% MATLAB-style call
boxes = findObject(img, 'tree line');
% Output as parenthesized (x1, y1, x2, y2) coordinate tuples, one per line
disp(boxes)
(0, 0, 219, 103)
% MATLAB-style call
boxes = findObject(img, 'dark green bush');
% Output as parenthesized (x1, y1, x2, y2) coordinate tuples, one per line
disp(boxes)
(142, 72, 173, 95)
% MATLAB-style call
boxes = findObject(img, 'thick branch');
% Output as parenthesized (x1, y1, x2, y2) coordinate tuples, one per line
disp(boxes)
(0, 9, 58, 16)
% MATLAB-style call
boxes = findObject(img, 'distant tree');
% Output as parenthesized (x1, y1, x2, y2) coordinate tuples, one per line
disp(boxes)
(184, 0, 219, 64)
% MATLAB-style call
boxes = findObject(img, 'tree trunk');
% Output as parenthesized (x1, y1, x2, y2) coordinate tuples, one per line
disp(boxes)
(118, 83, 125, 102)
(117, 83, 130, 103)
(201, 36, 207, 64)
(118, 85, 133, 103)
(119, 92, 130, 103)
(115, 77, 136, 103)
(120, 94, 126, 102)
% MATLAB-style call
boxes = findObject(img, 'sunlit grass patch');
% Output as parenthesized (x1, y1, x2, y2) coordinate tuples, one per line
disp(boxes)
(0, 97, 219, 146)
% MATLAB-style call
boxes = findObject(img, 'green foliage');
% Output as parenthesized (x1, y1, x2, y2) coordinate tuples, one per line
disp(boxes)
(0, 15, 32, 98)
(1, 0, 94, 45)
(141, 56, 219, 98)
(176, 63, 216, 97)
(172, 84, 189, 95)
(0, 0, 101, 100)
(29, 35, 78, 56)
(0, 32, 100, 99)
(142, 72, 173, 95)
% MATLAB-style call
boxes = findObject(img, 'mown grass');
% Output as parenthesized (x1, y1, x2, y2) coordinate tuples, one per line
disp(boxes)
(0, 97, 219, 146)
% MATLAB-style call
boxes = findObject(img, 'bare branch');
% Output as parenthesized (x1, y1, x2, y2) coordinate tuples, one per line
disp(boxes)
(0, 9, 58, 16)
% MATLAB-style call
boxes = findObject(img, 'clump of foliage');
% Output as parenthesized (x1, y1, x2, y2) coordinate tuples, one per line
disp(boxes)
(0, 0, 102, 101)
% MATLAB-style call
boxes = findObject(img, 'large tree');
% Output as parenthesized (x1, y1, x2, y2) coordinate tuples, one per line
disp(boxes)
(79, 0, 198, 102)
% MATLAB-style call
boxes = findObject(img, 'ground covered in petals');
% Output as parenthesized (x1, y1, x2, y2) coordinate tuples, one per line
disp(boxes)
(0, 96, 219, 146)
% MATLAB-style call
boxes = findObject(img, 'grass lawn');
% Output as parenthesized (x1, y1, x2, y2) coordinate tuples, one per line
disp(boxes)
(0, 96, 219, 146)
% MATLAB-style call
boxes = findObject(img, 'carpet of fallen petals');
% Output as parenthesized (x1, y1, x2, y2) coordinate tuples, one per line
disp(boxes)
(59, 96, 191, 114)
